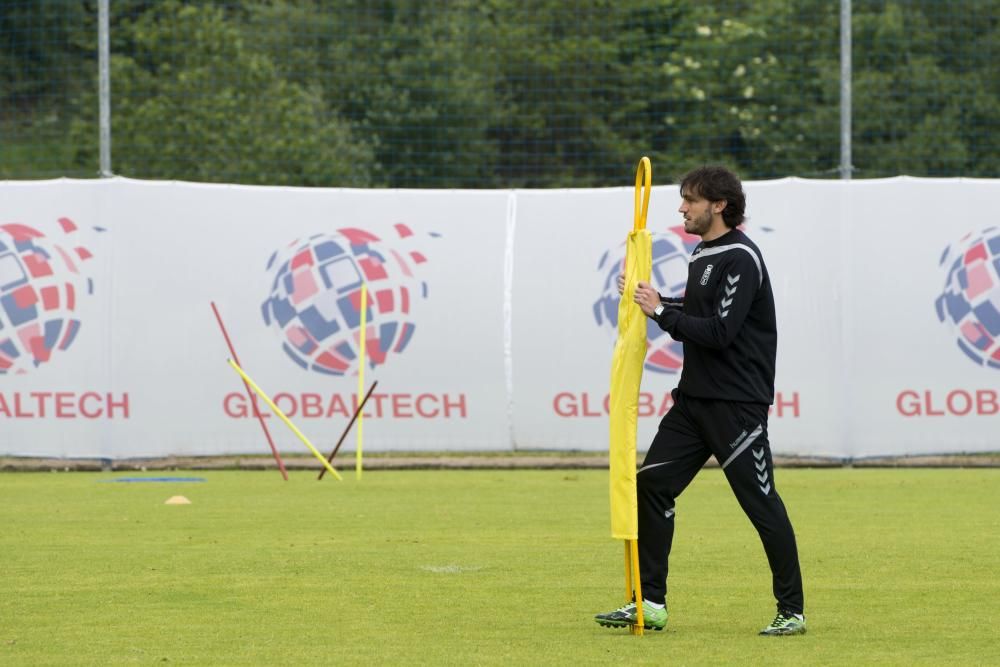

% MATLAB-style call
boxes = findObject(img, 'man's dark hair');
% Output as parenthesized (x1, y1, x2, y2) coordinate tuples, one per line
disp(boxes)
(679, 165, 746, 228)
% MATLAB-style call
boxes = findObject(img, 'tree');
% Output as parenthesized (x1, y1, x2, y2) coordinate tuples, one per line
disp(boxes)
(70, 0, 375, 186)
(851, 0, 1000, 177)
(6, 0, 999, 185)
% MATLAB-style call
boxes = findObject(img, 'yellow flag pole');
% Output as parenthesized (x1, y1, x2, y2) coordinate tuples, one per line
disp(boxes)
(356, 284, 367, 480)
(629, 157, 651, 636)
(608, 156, 652, 636)
(629, 539, 644, 635)
(624, 540, 633, 601)
(227, 358, 343, 481)
(634, 156, 651, 231)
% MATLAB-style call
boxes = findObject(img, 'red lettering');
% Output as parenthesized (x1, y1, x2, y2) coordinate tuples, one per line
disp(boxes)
(301, 393, 323, 418)
(0, 393, 133, 419)
(582, 394, 602, 417)
(554, 392, 577, 417)
(638, 392, 655, 417)
(80, 392, 103, 418)
(897, 390, 920, 416)
(326, 394, 350, 418)
(978, 390, 999, 415)
(0, 392, 139, 419)
(393, 393, 413, 418)
(224, 393, 247, 418)
(554, 392, 682, 418)
(349, 393, 367, 418)
(947, 390, 972, 416)
(273, 393, 295, 417)
(247, 395, 269, 419)
(55, 392, 75, 418)
(443, 394, 467, 418)
(106, 393, 130, 418)
(772, 392, 800, 418)
(897, 389, 1000, 416)
(415, 394, 439, 418)
(30, 392, 51, 417)
(369, 393, 387, 418)
(14, 393, 34, 417)
(222, 392, 475, 420)
(924, 391, 945, 416)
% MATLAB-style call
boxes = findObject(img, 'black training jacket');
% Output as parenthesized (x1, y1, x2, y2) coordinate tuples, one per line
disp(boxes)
(652, 228, 776, 404)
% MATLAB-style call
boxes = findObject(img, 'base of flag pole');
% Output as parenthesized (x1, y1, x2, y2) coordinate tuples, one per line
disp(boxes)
(624, 539, 644, 636)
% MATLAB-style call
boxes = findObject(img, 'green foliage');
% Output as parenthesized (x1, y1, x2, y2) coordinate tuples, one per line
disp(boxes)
(852, 0, 1000, 176)
(1, 469, 999, 663)
(631, 0, 843, 179)
(3, 0, 1000, 184)
(245, 0, 505, 186)
(69, 1, 375, 185)
(0, 2, 92, 108)
(0, 2, 95, 178)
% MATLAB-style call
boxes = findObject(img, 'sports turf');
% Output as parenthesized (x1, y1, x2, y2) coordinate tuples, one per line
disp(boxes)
(1, 468, 997, 665)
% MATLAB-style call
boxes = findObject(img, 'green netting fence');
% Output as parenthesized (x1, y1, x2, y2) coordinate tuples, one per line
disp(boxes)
(3, 1, 999, 187)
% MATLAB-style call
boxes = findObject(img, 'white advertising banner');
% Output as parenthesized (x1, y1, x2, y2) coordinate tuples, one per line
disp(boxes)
(511, 181, 847, 457)
(843, 178, 1000, 456)
(2, 179, 511, 457)
(0, 181, 114, 457)
(0, 177, 997, 459)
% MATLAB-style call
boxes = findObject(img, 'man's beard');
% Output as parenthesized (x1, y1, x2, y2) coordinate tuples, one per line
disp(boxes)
(685, 209, 712, 236)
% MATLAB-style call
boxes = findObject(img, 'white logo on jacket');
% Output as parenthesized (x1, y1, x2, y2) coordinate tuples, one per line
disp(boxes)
(700, 264, 714, 285)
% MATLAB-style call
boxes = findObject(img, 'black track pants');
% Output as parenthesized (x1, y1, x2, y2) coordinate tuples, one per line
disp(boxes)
(636, 391, 804, 614)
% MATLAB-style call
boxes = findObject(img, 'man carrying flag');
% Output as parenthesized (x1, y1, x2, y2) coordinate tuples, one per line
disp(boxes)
(595, 165, 806, 636)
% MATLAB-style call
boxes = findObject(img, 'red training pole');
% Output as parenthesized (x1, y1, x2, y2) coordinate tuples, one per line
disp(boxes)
(318, 380, 378, 480)
(211, 301, 289, 481)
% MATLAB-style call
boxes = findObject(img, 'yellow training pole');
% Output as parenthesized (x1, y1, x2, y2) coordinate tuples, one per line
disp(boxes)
(609, 156, 653, 637)
(227, 358, 342, 481)
(624, 541, 632, 601)
(356, 284, 367, 480)
(627, 158, 651, 636)
(629, 539, 644, 636)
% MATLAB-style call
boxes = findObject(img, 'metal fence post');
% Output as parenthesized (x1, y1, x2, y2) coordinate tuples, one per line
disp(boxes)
(840, 0, 852, 180)
(98, 0, 112, 177)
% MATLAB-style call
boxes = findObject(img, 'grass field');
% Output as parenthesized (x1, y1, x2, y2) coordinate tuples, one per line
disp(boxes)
(2, 468, 998, 665)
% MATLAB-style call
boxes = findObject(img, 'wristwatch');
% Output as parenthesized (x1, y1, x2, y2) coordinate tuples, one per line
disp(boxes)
(652, 303, 664, 318)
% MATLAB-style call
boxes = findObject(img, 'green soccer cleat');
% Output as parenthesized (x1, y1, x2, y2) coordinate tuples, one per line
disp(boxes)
(759, 609, 807, 636)
(594, 600, 668, 631)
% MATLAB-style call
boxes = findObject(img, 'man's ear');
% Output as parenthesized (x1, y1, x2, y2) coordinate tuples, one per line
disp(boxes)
(713, 200, 728, 214)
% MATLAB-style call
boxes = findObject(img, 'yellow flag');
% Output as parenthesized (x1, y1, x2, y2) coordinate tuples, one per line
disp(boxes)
(609, 157, 652, 540)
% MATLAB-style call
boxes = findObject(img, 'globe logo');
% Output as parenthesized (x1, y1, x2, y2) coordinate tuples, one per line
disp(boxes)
(0, 219, 98, 375)
(594, 227, 700, 374)
(261, 224, 433, 376)
(935, 226, 1000, 370)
